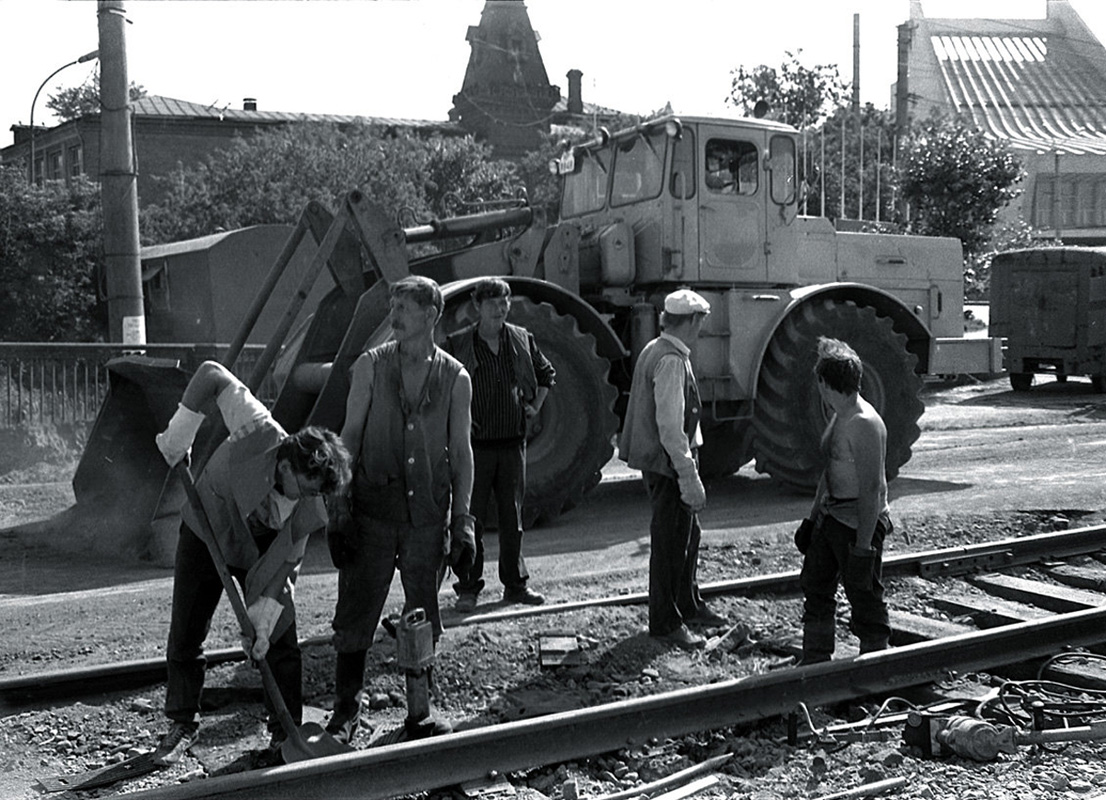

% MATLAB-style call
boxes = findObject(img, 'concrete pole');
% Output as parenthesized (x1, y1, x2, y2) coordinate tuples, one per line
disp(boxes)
(98, 0, 145, 344)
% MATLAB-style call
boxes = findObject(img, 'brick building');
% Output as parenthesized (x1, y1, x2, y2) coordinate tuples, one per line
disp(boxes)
(899, 0, 1106, 243)
(1, 95, 459, 208)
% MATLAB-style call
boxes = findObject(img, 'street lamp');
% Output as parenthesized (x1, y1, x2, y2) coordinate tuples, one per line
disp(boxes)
(28, 49, 99, 185)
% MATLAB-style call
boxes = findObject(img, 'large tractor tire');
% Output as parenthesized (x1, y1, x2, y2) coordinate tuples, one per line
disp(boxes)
(752, 298, 924, 489)
(698, 418, 755, 479)
(441, 296, 619, 527)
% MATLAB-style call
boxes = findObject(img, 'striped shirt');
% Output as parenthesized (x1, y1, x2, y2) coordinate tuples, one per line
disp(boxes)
(471, 328, 527, 443)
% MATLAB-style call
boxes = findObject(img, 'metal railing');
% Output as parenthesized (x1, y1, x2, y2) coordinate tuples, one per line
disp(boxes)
(0, 343, 268, 428)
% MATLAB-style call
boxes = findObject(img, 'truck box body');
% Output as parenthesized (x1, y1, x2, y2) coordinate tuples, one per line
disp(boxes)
(991, 247, 1106, 377)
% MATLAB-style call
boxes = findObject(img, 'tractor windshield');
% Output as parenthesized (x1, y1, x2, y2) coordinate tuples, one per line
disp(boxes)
(561, 148, 612, 218)
(610, 130, 667, 207)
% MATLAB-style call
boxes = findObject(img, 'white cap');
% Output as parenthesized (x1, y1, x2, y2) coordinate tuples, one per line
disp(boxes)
(663, 289, 711, 315)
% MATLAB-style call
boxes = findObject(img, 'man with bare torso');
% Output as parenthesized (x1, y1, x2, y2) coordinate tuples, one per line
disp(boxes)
(795, 337, 893, 664)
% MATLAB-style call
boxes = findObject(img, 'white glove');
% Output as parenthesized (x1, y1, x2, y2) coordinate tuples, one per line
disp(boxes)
(677, 470, 707, 512)
(155, 403, 205, 467)
(242, 596, 283, 660)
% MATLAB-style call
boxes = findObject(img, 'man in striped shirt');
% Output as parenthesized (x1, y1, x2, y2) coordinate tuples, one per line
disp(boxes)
(445, 278, 556, 613)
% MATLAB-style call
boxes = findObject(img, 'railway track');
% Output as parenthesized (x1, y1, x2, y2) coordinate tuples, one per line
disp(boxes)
(10, 523, 1106, 799)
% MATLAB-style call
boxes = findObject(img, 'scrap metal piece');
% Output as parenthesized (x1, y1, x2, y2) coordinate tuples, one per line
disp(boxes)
(36, 752, 158, 793)
(539, 630, 583, 667)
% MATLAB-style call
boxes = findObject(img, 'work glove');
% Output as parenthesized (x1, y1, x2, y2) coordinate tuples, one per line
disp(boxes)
(845, 544, 877, 592)
(241, 596, 283, 661)
(448, 513, 477, 576)
(155, 403, 205, 467)
(325, 493, 354, 570)
(677, 471, 707, 512)
(794, 518, 814, 555)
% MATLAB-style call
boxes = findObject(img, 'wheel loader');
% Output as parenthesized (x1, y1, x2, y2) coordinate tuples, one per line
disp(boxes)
(69, 112, 1001, 562)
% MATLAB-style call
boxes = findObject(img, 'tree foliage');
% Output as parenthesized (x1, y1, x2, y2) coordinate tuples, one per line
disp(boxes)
(728, 50, 848, 128)
(46, 72, 146, 122)
(896, 115, 1024, 255)
(0, 167, 106, 340)
(140, 123, 523, 245)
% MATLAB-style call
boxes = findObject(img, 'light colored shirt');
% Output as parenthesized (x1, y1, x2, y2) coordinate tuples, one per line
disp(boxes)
(652, 332, 703, 480)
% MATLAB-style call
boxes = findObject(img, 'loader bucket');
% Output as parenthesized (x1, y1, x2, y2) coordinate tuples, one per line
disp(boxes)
(67, 356, 192, 563)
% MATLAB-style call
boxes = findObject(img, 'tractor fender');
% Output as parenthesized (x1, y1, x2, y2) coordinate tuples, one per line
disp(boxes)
(441, 277, 627, 360)
(741, 282, 933, 401)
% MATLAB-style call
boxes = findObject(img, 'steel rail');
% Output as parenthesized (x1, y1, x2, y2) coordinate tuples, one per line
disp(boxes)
(5, 523, 1106, 706)
(110, 603, 1106, 799)
(458, 522, 1106, 626)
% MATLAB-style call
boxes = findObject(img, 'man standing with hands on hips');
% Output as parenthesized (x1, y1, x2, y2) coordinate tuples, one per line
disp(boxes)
(446, 278, 556, 613)
(619, 289, 728, 650)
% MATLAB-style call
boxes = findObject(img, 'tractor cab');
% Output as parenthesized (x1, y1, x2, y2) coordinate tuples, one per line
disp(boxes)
(553, 114, 800, 290)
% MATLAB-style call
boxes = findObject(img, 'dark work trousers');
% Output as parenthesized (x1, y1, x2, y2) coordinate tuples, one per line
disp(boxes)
(643, 469, 705, 636)
(799, 514, 891, 661)
(455, 441, 528, 596)
(331, 515, 446, 652)
(165, 523, 302, 734)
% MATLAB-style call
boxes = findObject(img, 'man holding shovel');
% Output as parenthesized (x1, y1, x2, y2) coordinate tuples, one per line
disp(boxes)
(153, 361, 351, 766)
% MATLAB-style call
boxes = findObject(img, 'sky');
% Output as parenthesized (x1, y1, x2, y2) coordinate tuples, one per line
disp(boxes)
(3, 0, 1106, 137)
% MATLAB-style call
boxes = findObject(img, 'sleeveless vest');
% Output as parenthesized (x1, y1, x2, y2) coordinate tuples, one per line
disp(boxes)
(618, 335, 701, 478)
(353, 342, 463, 526)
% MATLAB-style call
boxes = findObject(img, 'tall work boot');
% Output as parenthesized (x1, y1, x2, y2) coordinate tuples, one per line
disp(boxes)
(799, 621, 836, 666)
(326, 649, 366, 744)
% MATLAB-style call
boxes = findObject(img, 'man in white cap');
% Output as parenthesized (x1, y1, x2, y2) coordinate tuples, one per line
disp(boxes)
(619, 289, 728, 649)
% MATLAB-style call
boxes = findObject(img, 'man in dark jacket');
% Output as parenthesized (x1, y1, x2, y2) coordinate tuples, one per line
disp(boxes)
(445, 278, 556, 613)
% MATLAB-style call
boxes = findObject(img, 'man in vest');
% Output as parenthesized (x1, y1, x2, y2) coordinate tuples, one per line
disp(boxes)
(619, 289, 728, 650)
(152, 360, 351, 766)
(326, 275, 476, 744)
(445, 278, 556, 613)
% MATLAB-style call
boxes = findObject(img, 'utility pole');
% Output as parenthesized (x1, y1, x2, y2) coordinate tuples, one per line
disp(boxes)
(98, 0, 145, 345)
(895, 20, 915, 221)
(854, 13, 863, 221)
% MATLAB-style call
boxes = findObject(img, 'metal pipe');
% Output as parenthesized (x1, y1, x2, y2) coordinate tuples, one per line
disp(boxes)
(402, 206, 533, 244)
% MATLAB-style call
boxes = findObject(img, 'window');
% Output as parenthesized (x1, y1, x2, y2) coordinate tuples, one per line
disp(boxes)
(560, 147, 611, 218)
(705, 138, 758, 196)
(769, 135, 796, 205)
(67, 145, 82, 179)
(143, 260, 171, 312)
(669, 128, 696, 199)
(48, 150, 63, 181)
(610, 130, 666, 207)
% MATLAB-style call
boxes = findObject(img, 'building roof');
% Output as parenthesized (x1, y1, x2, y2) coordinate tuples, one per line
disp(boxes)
(917, 3, 1106, 155)
(131, 95, 460, 134)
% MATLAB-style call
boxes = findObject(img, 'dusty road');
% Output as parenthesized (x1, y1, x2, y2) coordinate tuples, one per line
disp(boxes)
(517, 374, 1106, 586)
(5, 373, 1106, 603)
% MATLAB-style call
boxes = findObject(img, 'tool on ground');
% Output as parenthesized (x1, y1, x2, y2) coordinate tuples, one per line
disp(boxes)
(396, 608, 451, 738)
(36, 752, 159, 794)
(903, 711, 1106, 761)
(174, 462, 352, 763)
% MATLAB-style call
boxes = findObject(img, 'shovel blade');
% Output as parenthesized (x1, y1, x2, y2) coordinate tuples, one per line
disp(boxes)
(280, 722, 353, 763)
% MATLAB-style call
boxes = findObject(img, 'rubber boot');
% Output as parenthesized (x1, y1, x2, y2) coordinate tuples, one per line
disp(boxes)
(326, 649, 366, 744)
(800, 620, 836, 666)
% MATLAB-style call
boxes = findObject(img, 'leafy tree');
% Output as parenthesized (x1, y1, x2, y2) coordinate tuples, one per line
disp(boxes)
(140, 122, 522, 245)
(728, 50, 848, 128)
(46, 72, 146, 122)
(0, 167, 106, 340)
(896, 115, 1024, 255)
(800, 104, 897, 222)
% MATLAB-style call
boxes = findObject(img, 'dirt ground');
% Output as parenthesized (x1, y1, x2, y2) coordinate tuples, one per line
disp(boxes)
(6, 378, 1106, 798)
